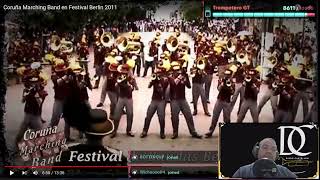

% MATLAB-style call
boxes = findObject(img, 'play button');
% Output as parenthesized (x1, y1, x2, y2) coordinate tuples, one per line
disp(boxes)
(9, 170, 14, 176)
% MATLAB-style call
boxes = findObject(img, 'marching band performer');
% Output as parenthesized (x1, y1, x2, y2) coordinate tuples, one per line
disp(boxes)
(143, 40, 158, 77)
(237, 69, 261, 123)
(132, 34, 143, 77)
(111, 64, 139, 138)
(230, 62, 245, 114)
(169, 61, 202, 139)
(92, 40, 106, 89)
(191, 58, 211, 116)
(140, 64, 169, 139)
(204, 51, 218, 103)
(205, 69, 235, 138)
(77, 41, 90, 72)
(257, 72, 278, 118)
(305, 80, 317, 123)
(103, 63, 120, 120)
(273, 75, 296, 123)
(50, 61, 74, 141)
(291, 65, 311, 122)
(15, 67, 48, 144)
(97, 51, 117, 107)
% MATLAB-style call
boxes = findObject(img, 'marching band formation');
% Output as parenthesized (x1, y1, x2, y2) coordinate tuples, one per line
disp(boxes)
(6, 20, 317, 143)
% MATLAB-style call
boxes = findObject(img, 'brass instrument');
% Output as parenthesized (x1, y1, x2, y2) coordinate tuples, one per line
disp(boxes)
(60, 39, 73, 53)
(196, 57, 206, 70)
(189, 66, 198, 78)
(151, 73, 160, 81)
(50, 36, 61, 51)
(227, 38, 236, 54)
(225, 79, 232, 87)
(166, 35, 179, 52)
(280, 157, 313, 167)
(100, 32, 114, 47)
(268, 55, 278, 68)
(127, 41, 141, 54)
(116, 36, 128, 52)
(236, 49, 250, 65)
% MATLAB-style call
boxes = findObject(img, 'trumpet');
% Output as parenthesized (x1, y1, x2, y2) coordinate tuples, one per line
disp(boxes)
(225, 79, 232, 87)
(117, 74, 127, 83)
(189, 67, 198, 78)
(245, 75, 252, 82)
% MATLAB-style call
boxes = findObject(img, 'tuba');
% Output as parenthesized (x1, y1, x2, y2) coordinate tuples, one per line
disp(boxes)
(236, 49, 250, 65)
(100, 32, 114, 47)
(227, 38, 236, 54)
(166, 35, 179, 52)
(60, 38, 73, 53)
(50, 36, 61, 51)
(116, 36, 128, 52)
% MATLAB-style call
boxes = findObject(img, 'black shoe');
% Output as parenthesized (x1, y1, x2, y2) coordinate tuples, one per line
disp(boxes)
(190, 101, 194, 104)
(110, 133, 117, 138)
(160, 133, 166, 139)
(191, 133, 202, 139)
(140, 132, 147, 138)
(205, 112, 211, 117)
(41, 118, 46, 123)
(171, 133, 178, 139)
(97, 103, 103, 107)
(207, 100, 210, 104)
(205, 131, 213, 138)
(193, 111, 197, 116)
(127, 132, 135, 137)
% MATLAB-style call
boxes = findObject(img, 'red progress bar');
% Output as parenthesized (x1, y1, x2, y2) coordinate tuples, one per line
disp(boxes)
(307, 13, 315, 17)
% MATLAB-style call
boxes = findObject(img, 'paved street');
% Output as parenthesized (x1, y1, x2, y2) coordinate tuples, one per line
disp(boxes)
(4, 32, 309, 158)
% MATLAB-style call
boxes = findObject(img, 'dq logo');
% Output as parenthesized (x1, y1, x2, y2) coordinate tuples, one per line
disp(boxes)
(278, 125, 315, 156)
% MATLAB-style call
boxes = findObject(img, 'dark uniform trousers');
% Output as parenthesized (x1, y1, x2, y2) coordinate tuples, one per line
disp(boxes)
(230, 83, 244, 113)
(292, 90, 309, 122)
(257, 88, 278, 117)
(237, 99, 259, 123)
(142, 100, 166, 134)
(274, 110, 292, 123)
(113, 98, 133, 133)
(143, 61, 154, 77)
(165, 85, 171, 102)
(170, 100, 197, 135)
(192, 83, 209, 113)
(204, 74, 213, 101)
(99, 79, 108, 104)
(50, 99, 70, 139)
(107, 91, 118, 119)
(133, 56, 141, 76)
(209, 100, 231, 132)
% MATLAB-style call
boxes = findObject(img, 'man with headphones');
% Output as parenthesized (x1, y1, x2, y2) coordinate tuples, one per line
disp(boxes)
(232, 138, 297, 178)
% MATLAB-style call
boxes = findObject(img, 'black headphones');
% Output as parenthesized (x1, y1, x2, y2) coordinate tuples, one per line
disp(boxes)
(252, 141, 279, 160)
